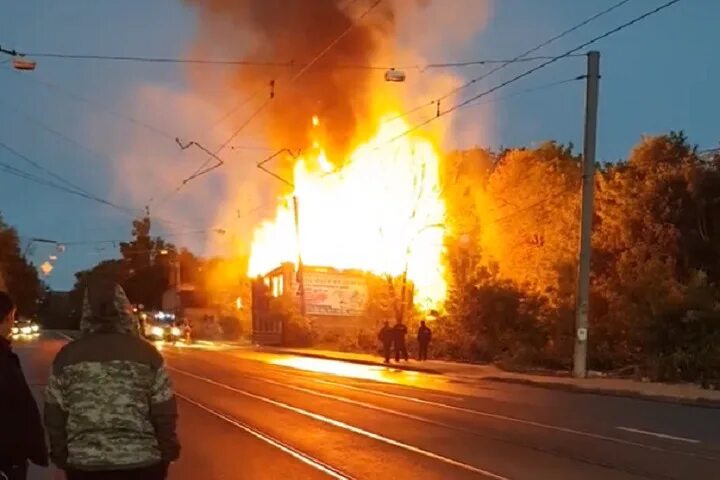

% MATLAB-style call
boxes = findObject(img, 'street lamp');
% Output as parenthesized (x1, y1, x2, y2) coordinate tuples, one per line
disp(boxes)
(384, 68, 406, 82)
(0, 46, 37, 71)
(12, 58, 36, 71)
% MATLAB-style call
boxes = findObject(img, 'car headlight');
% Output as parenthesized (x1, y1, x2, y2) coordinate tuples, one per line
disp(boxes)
(11, 327, 19, 335)
(151, 326, 165, 338)
(170, 327, 181, 337)
(31, 324, 40, 332)
(20, 326, 32, 335)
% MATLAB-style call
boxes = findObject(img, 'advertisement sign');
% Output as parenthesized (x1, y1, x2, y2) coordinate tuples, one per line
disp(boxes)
(302, 271, 368, 316)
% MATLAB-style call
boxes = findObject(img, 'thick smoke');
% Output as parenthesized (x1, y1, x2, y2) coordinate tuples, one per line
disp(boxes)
(186, 0, 398, 159)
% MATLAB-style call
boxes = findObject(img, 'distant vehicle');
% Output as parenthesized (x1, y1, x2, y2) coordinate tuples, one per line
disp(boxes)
(384, 68, 406, 82)
(143, 311, 191, 343)
(12, 317, 40, 337)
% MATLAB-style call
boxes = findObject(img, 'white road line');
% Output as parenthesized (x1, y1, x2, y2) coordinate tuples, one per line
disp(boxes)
(616, 427, 701, 444)
(55, 331, 74, 341)
(170, 367, 510, 480)
(254, 375, 480, 436)
(177, 393, 352, 480)
(312, 379, 704, 456)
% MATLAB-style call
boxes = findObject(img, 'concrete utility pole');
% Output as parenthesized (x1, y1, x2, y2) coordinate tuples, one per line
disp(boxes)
(573, 51, 600, 378)
(292, 195, 307, 317)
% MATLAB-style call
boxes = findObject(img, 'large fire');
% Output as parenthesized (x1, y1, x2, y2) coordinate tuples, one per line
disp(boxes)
(247, 115, 447, 309)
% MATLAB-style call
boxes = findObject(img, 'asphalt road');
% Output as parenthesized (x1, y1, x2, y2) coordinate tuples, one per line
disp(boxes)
(15, 332, 720, 479)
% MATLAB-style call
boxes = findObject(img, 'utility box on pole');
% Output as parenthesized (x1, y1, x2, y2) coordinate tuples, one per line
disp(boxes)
(573, 50, 600, 378)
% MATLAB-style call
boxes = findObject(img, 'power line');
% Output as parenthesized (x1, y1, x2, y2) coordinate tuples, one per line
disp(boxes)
(388, 0, 631, 124)
(319, 75, 585, 181)
(0, 96, 112, 165)
(385, 0, 682, 146)
(0, 156, 137, 214)
(458, 75, 586, 112)
(444, 0, 631, 104)
(160, 0, 385, 202)
(23, 52, 295, 67)
(2, 69, 177, 141)
(0, 142, 202, 233)
(62, 227, 227, 247)
(182, 92, 274, 186)
(3, 46, 578, 71)
(0, 139, 119, 207)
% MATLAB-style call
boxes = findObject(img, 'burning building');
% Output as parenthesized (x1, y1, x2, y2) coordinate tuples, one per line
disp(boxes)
(252, 263, 371, 344)
(181, 0, 489, 343)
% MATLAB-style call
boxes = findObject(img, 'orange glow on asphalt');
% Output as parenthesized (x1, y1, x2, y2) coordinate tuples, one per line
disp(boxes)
(269, 356, 420, 384)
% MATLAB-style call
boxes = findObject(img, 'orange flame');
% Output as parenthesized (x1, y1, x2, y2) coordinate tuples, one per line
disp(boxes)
(248, 115, 446, 309)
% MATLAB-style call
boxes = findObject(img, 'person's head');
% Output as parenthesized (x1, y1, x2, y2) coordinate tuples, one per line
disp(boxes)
(383, 320, 389, 327)
(80, 275, 138, 336)
(0, 292, 17, 339)
(421, 320, 426, 327)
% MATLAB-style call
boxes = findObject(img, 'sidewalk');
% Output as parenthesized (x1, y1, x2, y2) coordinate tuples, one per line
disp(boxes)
(261, 347, 720, 408)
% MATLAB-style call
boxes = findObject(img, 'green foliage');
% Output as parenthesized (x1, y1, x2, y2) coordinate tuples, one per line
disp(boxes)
(70, 215, 179, 315)
(441, 237, 550, 365)
(442, 134, 720, 381)
(0, 214, 42, 315)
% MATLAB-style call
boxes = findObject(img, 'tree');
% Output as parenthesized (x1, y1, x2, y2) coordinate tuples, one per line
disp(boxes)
(482, 142, 581, 303)
(119, 215, 177, 309)
(0, 214, 41, 315)
(441, 144, 580, 365)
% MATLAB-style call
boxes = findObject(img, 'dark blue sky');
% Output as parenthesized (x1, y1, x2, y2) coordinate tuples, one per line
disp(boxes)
(1, 0, 717, 290)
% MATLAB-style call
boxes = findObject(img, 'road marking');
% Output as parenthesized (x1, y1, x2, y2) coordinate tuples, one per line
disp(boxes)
(312, 379, 711, 458)
(55, 331, 74, 341)
(177, 393, 352, 480)
(170, 367, 510, 480)
(616, 427, 701, 444)
(251, 375, 481, 435)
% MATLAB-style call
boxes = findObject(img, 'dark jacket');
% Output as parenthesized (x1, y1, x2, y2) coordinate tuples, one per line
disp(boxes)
(393, 323, 408, 344)
(0, 336, 48, 469)
(44, 283, 179, 471)
(378, 325, 393, 345)
(418, 325, 432, 344)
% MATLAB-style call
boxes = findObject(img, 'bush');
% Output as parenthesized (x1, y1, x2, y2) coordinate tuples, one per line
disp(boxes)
(444, 272, 550, 365)
(643, 309, 720, 386)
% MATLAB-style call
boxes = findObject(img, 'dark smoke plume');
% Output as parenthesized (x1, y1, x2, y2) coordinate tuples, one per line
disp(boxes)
(186, 0, 397, 159)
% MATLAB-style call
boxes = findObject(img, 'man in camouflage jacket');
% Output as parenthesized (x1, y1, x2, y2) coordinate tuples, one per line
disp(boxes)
(44, 278, 180, 479)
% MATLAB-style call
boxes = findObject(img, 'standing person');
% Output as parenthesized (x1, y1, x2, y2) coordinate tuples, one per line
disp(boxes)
(393, 320, 409, 362)
(44, 278, 180, 480)
(377, 321, 393, 363)
(0, 292, 48, 480)
(417, 320, 432, 361)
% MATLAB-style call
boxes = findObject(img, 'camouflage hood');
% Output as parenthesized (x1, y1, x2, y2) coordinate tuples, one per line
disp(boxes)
(79, 280, 139, 336)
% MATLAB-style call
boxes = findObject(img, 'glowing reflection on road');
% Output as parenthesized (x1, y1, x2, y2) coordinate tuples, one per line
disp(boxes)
(270, 357, 423, 384)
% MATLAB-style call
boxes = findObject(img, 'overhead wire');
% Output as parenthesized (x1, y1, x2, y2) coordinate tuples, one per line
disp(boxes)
(387, 0, 632, 124)
(61, 226, 226, 247)
(383, 0, 682, 147)
(232, 74, 586, 224)
(0, 156, 136, 214)
(160, 0, 386, 202)
(0, 140, 198, 233)
(3, 47, 581, 71)
(0, 96, 112, 165)
(0, 139, 122, 208)
(2, 69, 178, 141)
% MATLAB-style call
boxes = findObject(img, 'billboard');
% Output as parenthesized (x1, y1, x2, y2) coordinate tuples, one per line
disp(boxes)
(301, 270, 368, 316)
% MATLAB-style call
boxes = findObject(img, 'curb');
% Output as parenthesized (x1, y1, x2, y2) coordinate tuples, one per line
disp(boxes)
(255, 347, 720, 408)
(259, 348, 443, 375)
(482, 376, 720, 409)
